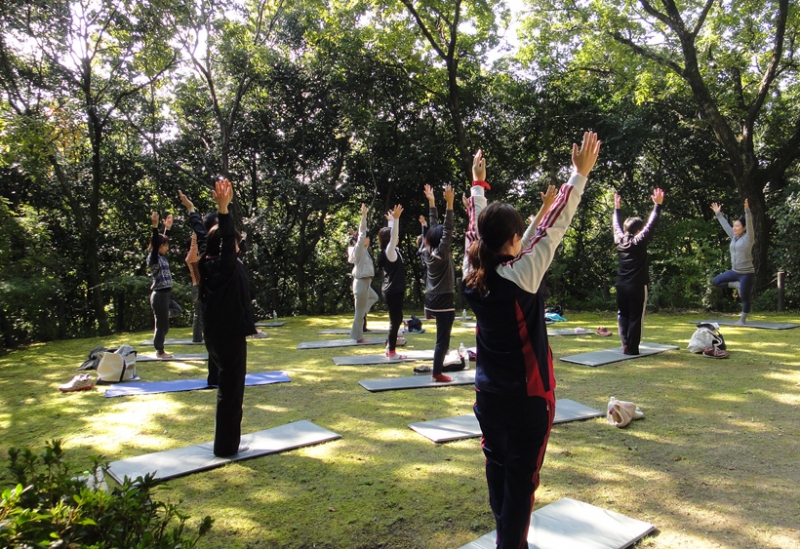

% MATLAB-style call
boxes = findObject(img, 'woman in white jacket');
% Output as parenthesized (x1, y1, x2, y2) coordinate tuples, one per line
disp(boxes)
(349, 203, 379, 341)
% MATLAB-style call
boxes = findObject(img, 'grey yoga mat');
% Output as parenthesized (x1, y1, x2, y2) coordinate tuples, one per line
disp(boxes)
(255, 321, 287, 327)
(359, 369, 475, 392)
(136, 353, 208, 362)
(691, 319, 799, 330)
(333, 349, 436, 365)
(318, 328, 390, 335)
(458, 497, 655, 549)
(559, 342, 679, 367)
(548, 327, 594, 336)
(107, 420, 340, 483)
(138, 339, 205, 346)
(297, 338, 384, 349)
(408, 399, 604, 442)
(104, 371, 290, 398)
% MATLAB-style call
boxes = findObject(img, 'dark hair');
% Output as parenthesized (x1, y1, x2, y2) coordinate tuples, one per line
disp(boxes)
(464, 202, 525, 295)
(204, 225, 241, 257)
(623, 217, 644, 235)
(203, 212, 219, 232)
(148, 234, 170, 253)
(736, 215, 746, 228)
(424, 224, 444, 250)
(378, 227, 392, 249)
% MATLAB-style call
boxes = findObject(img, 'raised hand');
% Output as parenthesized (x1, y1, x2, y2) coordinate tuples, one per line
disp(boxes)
(744, 198, 749, 210)
(384, 211, 392, 223)
(151, 211, 159, 228)
(360, 203, 368, 218)
(443, 184, 455, 209)
(572, 131, 601, 177)
(710, 202, 722, 214)
(462, 193, 469, 211)
(540, 185, 557, 211)
(614, 193, 621, 209)
(652, 188, 665, 205)
(424, 184, 435, 206)
(164, 214, 173, 231)
(178, 190, 194, 212)
(418, 214, 427, 227)
(391, 204, 404, 219)
(472, 149, 486, 181)
(213, 178, 233, 214)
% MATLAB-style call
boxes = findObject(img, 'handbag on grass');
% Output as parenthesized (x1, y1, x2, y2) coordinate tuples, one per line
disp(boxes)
(606, 396, 644, 428)
(96, 350, 138, 383)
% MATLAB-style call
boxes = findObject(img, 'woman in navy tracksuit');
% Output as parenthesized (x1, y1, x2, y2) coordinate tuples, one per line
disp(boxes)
(463, 134, 600, 549)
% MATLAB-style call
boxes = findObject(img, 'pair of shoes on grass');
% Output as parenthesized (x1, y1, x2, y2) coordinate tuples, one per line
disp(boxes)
(596, 327, 612, 337)
(703, 346, 729, 359)
(59, 373, 94, 393)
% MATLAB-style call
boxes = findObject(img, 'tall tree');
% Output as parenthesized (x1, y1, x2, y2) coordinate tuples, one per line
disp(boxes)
(520, 0, 800, 290)
(0, 0, 177, 333)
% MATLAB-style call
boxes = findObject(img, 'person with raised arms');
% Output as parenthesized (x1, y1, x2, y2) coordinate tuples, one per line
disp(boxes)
(710, 199, 754, 325)
(146, 211, 181, 359)
(613, 188, 664, 355)
(463, 133, 601, 549)
(348, 203, 379, 342)
(378, 204, 407, 359)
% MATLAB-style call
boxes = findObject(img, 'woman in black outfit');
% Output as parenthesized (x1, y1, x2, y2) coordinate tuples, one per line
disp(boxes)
(377, 204, 406, 359)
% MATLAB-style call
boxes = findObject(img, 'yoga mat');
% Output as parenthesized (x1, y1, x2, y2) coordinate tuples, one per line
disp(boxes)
(255, 321, 286, 327)
(559, 342, 678, 367)
(318, 328, 390, 335)
(333, 355, 415, 365)
(136, 353, 208, 362)
(691, 319, 799, 330)
(104, 371, 291, 397)
(107, 420, 340, 483)
(297, 338, 384, 349)
(548, 327, 593, 336)
(138, 339, 205, 346)
(458, 497, 655, 549)
(359, 369, 475, 392)
(409, 399, 604, 442)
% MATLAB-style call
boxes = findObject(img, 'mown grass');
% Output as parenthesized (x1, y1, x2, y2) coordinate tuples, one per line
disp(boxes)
(1, 311, 799, 549)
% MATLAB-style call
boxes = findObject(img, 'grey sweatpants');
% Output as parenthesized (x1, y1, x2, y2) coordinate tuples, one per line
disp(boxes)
(350, 277, 379, 341)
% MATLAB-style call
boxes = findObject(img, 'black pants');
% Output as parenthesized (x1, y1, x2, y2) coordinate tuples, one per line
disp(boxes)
(616, 284, 647, 355)
(150, 289, 182, 353)
(426, 308, 455, 375)
(383, 290, 404, 352)
(474, 390, 553, 549)
(205, 334, 247, 457)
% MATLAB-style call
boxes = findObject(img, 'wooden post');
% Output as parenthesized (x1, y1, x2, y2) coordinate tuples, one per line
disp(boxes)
(777, 271, 785, 312)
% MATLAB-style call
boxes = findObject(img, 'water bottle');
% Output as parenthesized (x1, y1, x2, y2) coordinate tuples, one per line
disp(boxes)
(458, 342, 467, 359)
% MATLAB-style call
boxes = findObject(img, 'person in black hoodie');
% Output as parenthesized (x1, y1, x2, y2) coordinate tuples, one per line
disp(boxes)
(180, 180, 256, 457)
(612, 189, 664, 355)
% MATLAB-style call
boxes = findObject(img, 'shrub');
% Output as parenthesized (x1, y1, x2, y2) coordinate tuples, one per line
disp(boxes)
(0, 440, 212, 548)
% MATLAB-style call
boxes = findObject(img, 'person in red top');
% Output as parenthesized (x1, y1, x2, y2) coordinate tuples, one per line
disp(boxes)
(463, 133, 601, 549)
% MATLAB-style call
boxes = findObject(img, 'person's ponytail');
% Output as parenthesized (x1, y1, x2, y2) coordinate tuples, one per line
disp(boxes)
(465, 239, 499, 296)
(464, 202, 525, 296)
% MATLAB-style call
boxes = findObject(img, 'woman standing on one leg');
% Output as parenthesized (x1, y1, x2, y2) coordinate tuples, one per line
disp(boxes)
(464, 135, 601, 549)
(182, 180, 257, 457)
(711, 199, 754, 325)
(613, 188, 664, 355)
(422, 183, 456, 382)
(147, 211, 182, 359)
(349, 203, 379, 342)
(378, 205, 406, 359)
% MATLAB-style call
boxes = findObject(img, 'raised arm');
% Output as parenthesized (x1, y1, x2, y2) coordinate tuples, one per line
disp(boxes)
(179, 190, 208, 255)
(213, 178, 238, 268)
(629, 188, 664, 245)
(464, 149, 488, 274)
(744, 199, 753, 234)
(522, 185, 557, 246)
(437, 185, 455, 258)
(496, 131, 600, 294)
(385, 205, 402, 262)
(424, 184, 438, 227)
(612, 193, 624, 243)
(712, 202, 734, 238)
(148, 212, 160, 266)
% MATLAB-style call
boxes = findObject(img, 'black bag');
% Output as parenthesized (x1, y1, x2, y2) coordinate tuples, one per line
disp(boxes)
(406, 315, 423, 333)
(77, 346, 113, 371)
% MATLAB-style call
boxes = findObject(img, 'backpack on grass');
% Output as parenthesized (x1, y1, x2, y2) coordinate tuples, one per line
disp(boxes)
(687, 323, 726, 353)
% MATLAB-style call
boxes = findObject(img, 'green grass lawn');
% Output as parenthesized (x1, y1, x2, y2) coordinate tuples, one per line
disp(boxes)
(2, 311, 799, 549)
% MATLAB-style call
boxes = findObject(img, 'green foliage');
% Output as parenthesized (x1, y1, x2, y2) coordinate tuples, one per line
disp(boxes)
(0, 440, 212, 549)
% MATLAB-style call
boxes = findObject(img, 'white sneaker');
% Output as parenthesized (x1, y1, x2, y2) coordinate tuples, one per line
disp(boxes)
(59, 374, 94, 393)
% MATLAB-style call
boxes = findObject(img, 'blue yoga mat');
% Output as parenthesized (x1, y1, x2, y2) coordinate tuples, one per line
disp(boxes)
(104, 371, 290, 398)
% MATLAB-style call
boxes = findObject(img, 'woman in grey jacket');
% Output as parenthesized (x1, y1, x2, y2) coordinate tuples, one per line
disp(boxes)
(422, 183, 456, 382)
(349, 203, 379, 341)
(710, 199, 754, 325)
